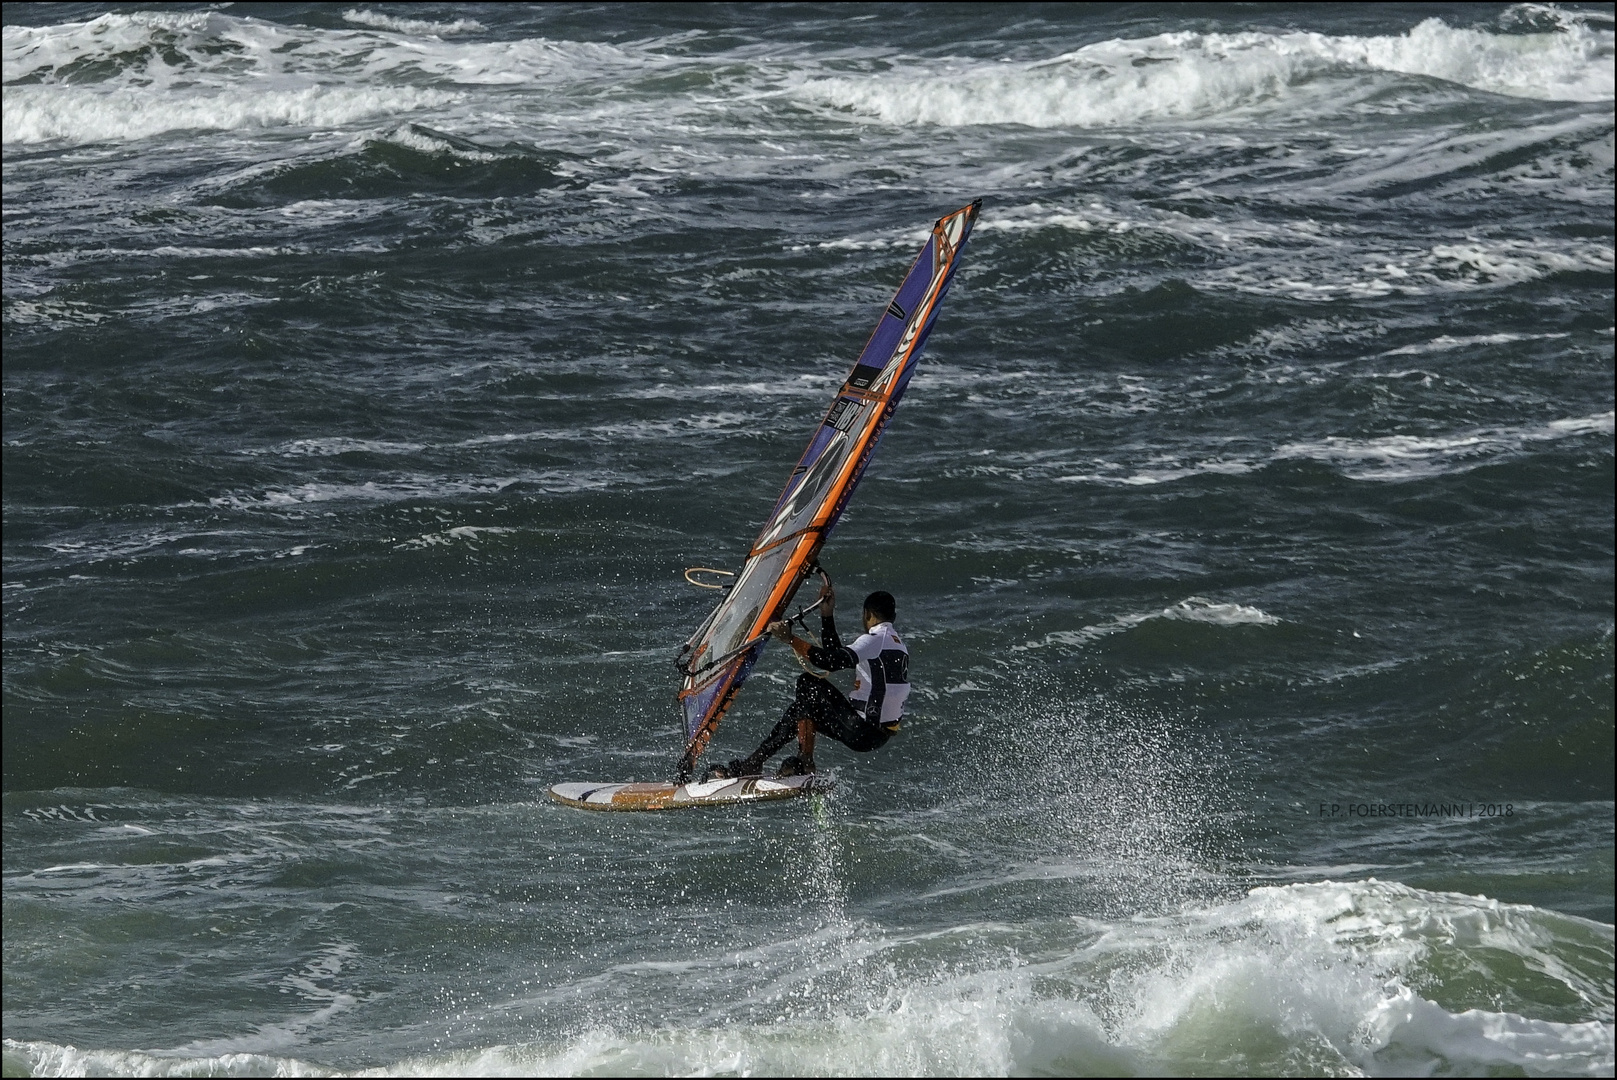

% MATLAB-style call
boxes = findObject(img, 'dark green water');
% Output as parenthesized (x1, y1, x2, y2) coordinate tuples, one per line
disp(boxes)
(3, 3, 1613, 1075)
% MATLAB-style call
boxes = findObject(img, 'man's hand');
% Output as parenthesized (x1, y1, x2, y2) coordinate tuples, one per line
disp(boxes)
(818, 581, 834, 613)
(768, 619, 793, 642)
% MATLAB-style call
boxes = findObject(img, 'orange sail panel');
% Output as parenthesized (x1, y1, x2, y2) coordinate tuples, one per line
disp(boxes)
(674, 200, 981, 776)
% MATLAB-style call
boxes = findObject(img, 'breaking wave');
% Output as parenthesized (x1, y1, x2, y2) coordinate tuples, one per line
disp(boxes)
(5, 6, 1613, 148)
(4, 879, 1609, 1076)
(1276, 411, 1616, 481)
(340, 9, 484, 37)
(1024, 597, 1281, 651)
(800, 9, 1615, 128)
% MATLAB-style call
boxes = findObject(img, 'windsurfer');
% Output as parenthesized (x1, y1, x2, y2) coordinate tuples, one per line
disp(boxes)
(707, 583, 909, 779)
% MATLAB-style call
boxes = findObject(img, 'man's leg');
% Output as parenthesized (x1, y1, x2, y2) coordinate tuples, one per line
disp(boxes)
(784, 675, 847, 771)
(735, 710, 800, 774)
(726, 674, 837, 776)
(796, 712, 816, 766)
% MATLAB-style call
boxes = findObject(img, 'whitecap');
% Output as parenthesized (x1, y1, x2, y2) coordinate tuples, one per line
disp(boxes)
(341, 9, 484, 37)
(1276, 411, 1615, 480)
(263, 437, 426, 457)
(10, 880, 1604, 1076)
(1020, 596, 1280, 651)
(394, 526, 517, 550)
(3, 83, 458, 146)
(794, 14, 1614, 130)
(1383, 331, 1569, 356)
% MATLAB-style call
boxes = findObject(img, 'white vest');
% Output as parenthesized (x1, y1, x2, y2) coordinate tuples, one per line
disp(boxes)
(846, 621, 909, 726)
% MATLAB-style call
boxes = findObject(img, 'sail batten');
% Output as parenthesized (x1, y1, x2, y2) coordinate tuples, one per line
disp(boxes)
(674, 201, 982, 777)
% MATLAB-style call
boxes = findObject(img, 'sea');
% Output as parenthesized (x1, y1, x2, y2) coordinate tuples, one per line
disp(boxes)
(3, 3, 1614, 1076)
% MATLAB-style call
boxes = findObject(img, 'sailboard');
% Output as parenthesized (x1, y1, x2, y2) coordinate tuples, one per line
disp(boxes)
(549, 199, 981, 812)
(550, 773, 832, 812)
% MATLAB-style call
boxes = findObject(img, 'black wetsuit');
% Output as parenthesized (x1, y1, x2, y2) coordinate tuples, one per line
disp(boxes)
(743, 610, 897, 767)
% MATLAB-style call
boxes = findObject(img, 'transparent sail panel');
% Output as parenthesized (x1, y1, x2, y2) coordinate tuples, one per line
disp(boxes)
(686, 540, 797, 675)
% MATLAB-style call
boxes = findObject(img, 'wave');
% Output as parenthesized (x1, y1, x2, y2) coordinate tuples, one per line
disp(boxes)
(1275, 411, 1615, 481)
(0, 10, 656, 146)
(798, 10, 1615, 129)
(257, 437, 427, 457)
(4, 879, 1609, 1076)
(340, 9, 484, 37)
(5, 7, 1612, 149)
(0, 10, 646, 90)
(1383, 331, 1570, 356)
(1022, 597, 1281, 651)
(3, 82, 456, 146)
(204, 473, 580, 510)
(977, 186, 1614, 301)
(393, 526, 518, 551)
(200, 126, 590, 208)
(1222, 238, 1617, 301)
(1052, 411, 1613, 487)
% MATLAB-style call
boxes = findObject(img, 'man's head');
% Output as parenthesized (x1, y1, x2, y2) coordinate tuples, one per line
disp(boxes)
(862, 590, 896, 629)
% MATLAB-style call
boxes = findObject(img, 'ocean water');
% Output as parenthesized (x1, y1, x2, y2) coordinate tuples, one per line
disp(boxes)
(2, 2, 1613, 1075)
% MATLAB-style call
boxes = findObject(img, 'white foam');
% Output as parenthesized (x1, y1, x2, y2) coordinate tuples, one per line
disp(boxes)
(378, 123, 501, 161)
(1367, 986, 1615, 1075)
(1022, 596, 1280, 650)
(1313, 112, 1616, 202)
(394, 526, 517, 550)
(262, 437, 426, 457)
(1276, 411, 1615, 480)
(1164, 596, 1281, 626)
(206, 476, 530, 509)
(7, 6, 1610, 153)
(797, 13, 1614, 130)
(1547, 413, 1617, 435)
(0, 10, 653, 146)
(1198, 236, 1614, 300)
(970, 191, 1612, 302)
(204, 467, 639, 509)
(6, 880, 1607, 1077)
(3, 83, 456, 146)
(1103, 880, 1617, 1075)
(341, 9, 484, 37)
(1383, 331, 1569, 356)
(1056, 458, 1257, 486)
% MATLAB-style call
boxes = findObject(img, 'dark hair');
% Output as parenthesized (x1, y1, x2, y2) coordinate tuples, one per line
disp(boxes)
(862, 591, 896, 623)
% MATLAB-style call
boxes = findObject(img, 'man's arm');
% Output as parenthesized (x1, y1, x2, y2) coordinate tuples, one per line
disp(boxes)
(808, 581, 857, 670)
(819, 591, 843, 651)
(769, 582, 857, 671)
(804, 634, 857, 672)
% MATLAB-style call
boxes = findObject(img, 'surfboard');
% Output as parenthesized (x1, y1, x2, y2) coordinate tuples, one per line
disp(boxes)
(549, 773, 832, 812)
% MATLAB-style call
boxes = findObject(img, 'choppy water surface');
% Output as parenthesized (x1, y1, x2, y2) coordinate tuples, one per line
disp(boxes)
(3, 2, 1614, 1075)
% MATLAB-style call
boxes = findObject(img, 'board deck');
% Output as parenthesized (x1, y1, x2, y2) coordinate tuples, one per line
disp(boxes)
(549, 773, 832, 812)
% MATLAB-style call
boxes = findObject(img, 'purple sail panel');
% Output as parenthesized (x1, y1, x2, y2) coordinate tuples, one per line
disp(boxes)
(681, 674, 727, 742)
(681, 646, 762, 742)
(852, 242, 936, 371)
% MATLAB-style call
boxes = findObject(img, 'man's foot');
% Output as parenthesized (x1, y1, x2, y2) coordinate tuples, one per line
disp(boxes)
(775, 755, 816, 777)
(701, 758, 756, 782)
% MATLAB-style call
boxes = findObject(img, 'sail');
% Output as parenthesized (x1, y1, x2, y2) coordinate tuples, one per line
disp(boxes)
(674, 200, 982, 776)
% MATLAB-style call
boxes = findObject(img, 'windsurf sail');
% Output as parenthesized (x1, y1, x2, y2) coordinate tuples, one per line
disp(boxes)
(674, 199, 982, 779)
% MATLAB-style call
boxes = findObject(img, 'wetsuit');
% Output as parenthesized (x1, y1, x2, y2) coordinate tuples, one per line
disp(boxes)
(740, 610, 908, 769)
